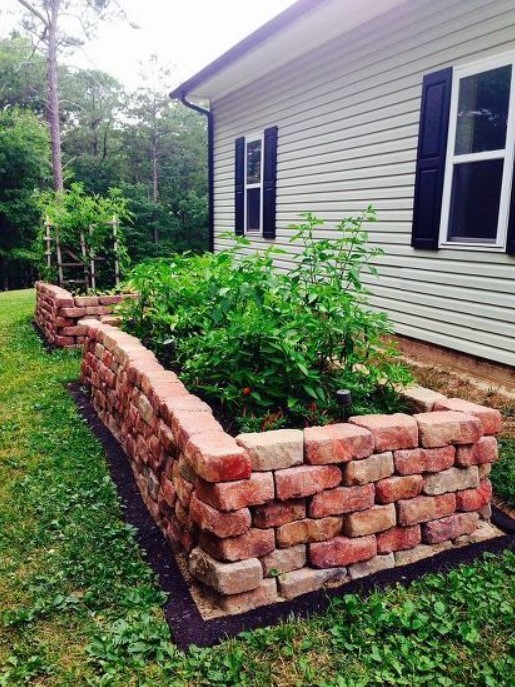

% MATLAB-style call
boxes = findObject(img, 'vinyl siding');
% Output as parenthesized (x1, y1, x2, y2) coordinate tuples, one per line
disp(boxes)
(211, 0, 515, 367)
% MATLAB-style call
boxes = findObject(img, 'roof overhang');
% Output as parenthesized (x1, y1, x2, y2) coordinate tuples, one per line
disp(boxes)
(170, 0, 407, 102)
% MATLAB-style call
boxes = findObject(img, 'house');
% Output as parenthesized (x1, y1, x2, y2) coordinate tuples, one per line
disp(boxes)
(170, 0, 515, 370)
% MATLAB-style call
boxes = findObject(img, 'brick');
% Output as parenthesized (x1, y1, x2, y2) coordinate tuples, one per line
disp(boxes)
(478, 463, 492, 479)
(456, 436, 498, 467)
(184, 433, 251, 482)
(157, 420, 176, 454)
(99, 295, 126, 305)
(399, 386, 447, 412)
(219, 579, 278, 614)
(397, 493, 456, 525)
(423, 466, 479, 495)
(309, 535, 377, 568)
(349, 413, 418, 451)
(377, 525, 421, 554)
(278, 567, 347, 600)
(160, 394, 209, 423)
(195, 473, 274, 511)
(422, 512, 479, 544)
(434, 398, 502, 435)
(453, 520, 502, 546)
(342, 452, 394, 486)
(189, 547, 262, 595)
(415, 411, 483, 448)
(137, 393, 154, 425)
(349, 553, 395, 579)
(236, 429, 303, 471)
(276, 517, 343, 548)
(260, 544, 307, 576)
(74, 296, 99, 307)
(275, 465, 341, 500)
(394, 446, 455, 475)
(60, 307, 87, 318)
(171, 410, 223, 449)
(309, 484, 375, 518)
(304, 423, 373, 464)
(161, 478, 176, 507)
(479, 503, 492, 520)
(55, 335, 75, 347)
(199, 528, 275, 562)
(456, 479, 492, 512)
(394, 541, 452, 566)
(189, 493, 251, 538)
(253, 499, 306, 528)
(342, 504, 396, 537)
(376, 475, 423, 503)
(61, 325, 87, 336)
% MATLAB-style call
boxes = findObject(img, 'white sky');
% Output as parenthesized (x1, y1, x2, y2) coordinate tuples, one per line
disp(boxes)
(0, 0, 297, 92)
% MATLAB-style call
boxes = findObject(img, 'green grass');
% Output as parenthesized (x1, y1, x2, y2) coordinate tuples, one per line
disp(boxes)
(492, 438, 515, 507)
(0, 288, 514, 686)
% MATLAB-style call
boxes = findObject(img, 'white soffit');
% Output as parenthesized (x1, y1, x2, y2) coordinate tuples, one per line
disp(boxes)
(187, 0, 408, 100)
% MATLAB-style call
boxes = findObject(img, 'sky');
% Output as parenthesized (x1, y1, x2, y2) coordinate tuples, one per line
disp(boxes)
(0, 0, 297, 91)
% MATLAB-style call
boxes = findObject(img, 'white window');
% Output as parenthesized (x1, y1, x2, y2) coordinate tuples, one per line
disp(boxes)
(439, 53, 515, 250)
(244, 135, 263, 232)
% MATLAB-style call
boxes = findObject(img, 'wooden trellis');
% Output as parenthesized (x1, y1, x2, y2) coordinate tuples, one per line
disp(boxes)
(44, 215, 121, 290)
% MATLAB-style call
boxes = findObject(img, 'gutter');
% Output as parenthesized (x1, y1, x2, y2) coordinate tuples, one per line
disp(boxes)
(176, 94, 214, 253)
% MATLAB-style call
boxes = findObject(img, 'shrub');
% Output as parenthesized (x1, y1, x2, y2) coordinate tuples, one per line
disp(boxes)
(123, 208, 412, 431)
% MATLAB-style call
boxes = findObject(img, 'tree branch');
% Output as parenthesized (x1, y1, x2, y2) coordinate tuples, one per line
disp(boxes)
(16, 0, 49, 27)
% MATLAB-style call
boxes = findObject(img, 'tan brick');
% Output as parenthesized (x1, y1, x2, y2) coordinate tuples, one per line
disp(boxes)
(189, 547, 262, 594)
(342, 504, 396, 537)
(236, 429, 303, 471)
(478, 463, 492, 479)
(377, 525, 421, 554)
(394, 541, 453, 566)
(309, 535, 377, 568)
(342, 452, 394, 486)
(195, 473, 274, 511)
(278, 567, 347, 600)
(199, 528, 275, 562)
(310, 484, 375, 518)
(304, 423, 374, 464)
(456, 479, 492, 512)
(376, 475, 423, 503)
(349, 553, 395, 579)
(137, 393, 154, 425)
(171, 410, 223, 450)
(434, 398, 502, 435)
(422, 512, 479, 544)
(456, 437, 498, 467)
(399, 386, 447, 412)
(423, 466, 479, 495)
(184, 433, 251, 483)
(219, 579, 278, 613)
(252, 499, 306, 528)
(349, 413, 418, 451)
(394, 446, 455, 475)
(397, 493, 456, 525)
(275, 465, 341, 500)
(260, 544, 307, 576)
(276, 517, 343, 548)
(415, 411, 483, 448)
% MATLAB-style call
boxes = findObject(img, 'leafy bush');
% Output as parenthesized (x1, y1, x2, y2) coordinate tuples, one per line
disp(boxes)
(123, 208, 412, 431)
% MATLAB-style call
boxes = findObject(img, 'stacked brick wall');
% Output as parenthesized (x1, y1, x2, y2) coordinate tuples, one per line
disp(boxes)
(35, 281, 133, 348)
(80, 319, 501, 613)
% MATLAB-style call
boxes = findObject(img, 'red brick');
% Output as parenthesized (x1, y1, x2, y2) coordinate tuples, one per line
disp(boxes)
(434, 398, 502, 435)
(171, 410, 223, 449)
(55, 335, 75, 346)
(276, 517, 343, 547)
(160, 394, 210, 423)
(309, 484, 375, 518)
(397, 493, 456, 525)
(349, 413, 418, 451)
(342, 451, 394, 486)
(161, 478, 176, 507)
(74, 295, 99, 307)
(189, 493, 251, 538)
(172, 461, 194, 507)
(415, 411, 483, 448)
(195, 473, 274, 511)
(252, 499, 306, 528)
(59, 307, 87, 318)
(376, 475, 423, 503)
(456, 479, 492, 512)
(275, 465, 341, 500)
(199, 528, 275, 562)
(421, 512, 479, 544)
(342, 504, 396, 537)
(377, 525, 421, 554)
(184, 432, 251, 482)
(309, 535, 377, 568)
(456, 436, 499, 467)
(394, 446, 455, 475)
(99, 295, 126, 305)
(304, 423, 374, 464)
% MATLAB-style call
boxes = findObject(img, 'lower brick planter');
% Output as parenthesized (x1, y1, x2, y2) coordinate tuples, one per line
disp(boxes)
(34, 281, 135, 348)
(79, 319, 502, 614)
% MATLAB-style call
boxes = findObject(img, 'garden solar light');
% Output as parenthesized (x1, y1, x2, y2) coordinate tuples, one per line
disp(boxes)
(336, 389, 352, 421)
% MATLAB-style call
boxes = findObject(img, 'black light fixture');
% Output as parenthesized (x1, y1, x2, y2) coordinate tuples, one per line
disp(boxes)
(336, 389, 352, 421)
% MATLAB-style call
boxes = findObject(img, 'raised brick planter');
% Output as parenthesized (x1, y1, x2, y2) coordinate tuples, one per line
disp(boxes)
(34, 281, 134, 348)
(79, 319, 502, 613)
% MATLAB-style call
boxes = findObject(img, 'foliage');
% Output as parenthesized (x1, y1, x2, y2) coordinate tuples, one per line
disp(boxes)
(123, 209, 412, 429)
(491, 438, 515, 506)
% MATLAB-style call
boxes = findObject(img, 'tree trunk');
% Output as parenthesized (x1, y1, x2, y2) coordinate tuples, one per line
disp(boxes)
(47, 0, 64, 192)
(152, 135, 159, 244)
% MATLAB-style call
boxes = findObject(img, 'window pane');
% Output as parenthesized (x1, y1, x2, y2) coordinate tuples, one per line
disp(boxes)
(455, 65, 511, 154)
(448, 159, 503, 242)
(246, 140, 262, 184)
(246, 188, 261, 231)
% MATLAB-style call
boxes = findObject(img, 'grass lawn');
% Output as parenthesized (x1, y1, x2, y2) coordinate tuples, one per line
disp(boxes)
(0, 288, 514, 687)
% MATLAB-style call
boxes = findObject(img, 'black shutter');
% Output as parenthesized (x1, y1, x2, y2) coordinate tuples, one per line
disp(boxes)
(235, 136, 245, 235)
(507, 172, 515, 255)
(412, 68, 453, 250)
(262, 126, 278, 239)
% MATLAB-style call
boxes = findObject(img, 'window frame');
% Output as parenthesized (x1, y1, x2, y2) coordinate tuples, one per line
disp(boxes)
(244, 132, 264, 234)
(438, 51, 515, 251)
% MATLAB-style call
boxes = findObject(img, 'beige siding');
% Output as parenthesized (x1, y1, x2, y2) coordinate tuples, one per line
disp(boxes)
(211, 0, 515, 367)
